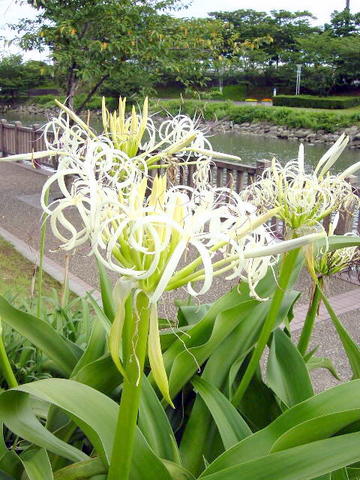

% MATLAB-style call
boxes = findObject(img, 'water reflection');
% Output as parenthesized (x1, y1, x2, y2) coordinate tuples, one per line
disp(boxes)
(210, 132, 360, 175)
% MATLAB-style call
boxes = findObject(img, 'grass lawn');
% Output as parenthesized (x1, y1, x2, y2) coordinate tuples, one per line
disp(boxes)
(272, 104, 360, 116)
(0, 236, 64, 305)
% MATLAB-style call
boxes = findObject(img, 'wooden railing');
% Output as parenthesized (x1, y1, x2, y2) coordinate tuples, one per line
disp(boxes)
(0, 119, 262, 187)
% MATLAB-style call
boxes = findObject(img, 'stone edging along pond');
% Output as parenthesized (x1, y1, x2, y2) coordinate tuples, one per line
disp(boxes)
(202, 119, 360, 149)
(3, 103, 360, 150)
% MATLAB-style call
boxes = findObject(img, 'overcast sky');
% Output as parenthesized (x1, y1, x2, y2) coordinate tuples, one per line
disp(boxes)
(0, 0, 354, 61)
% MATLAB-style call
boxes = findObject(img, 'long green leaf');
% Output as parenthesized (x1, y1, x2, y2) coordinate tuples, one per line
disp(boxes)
(201, 380, 360, 476)
(0, 389, 88, 464)
(267, 328, 314, 407)
(0, 296, 82, 376)
(139, 377, 180, 462)
(71, 319, 106, 377)
(72, 355, 122, 394)
(180, 291, 298, 475)
(271, 410, 360, 452)
(319, 287, 360, 379)
(0, 379, 172, 479)
(201, 432, 360, 480)
(20, 448, 54, 480)
(192, 377, 251, 450)
(331, 469, 350, 480)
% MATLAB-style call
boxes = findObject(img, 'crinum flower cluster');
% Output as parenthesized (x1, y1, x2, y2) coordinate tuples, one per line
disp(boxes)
(313, 213, 360, 277)
(243, 134, 359, 235)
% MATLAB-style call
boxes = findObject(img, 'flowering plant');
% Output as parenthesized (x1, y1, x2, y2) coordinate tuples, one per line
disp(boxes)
(0, 105, 360, 480)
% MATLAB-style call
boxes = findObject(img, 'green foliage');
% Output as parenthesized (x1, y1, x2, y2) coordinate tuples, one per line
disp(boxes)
(0, 236, 359, 478)
(0, 55, 52, 100)
(152, 98, 360, 132)
(273, 95, 360, 109)
(30, 94, 117, 110)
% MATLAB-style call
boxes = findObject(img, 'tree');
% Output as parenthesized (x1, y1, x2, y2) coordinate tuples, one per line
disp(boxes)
(14, 0, 226, 112)
(209, 9, 318, 67)
(15, 0, 208, 109)
(324, 9, 360, 36)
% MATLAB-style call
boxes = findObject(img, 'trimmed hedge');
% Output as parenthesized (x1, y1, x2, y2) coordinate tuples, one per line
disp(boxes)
(273, 95, 360, 109)
(151, 99, 360, 132)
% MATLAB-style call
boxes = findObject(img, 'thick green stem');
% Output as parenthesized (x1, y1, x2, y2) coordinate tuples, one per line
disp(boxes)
(232, 248, 299, 406)
(0, 320, 18, 388)
(107, 292, 150, 480)
(297, 278, 323, 356)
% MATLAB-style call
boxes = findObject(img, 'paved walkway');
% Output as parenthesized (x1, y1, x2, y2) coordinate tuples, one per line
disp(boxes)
(0, 160, 359, 390)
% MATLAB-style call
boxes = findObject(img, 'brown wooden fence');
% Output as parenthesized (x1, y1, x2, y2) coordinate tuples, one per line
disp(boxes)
(0, 119, 264, 187)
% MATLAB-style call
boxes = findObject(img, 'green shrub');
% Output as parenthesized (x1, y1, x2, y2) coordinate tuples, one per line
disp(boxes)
(28, 94, 117, 110)
(151, 99, 360, 132)
(273, 95, 360, 109)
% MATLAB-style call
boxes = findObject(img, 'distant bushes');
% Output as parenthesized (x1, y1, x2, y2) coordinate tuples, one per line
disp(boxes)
(273, 95, 360, 109)
(151, 99, 360, 132)
(155, 84, 247, 101)
(29, 94, 117, 110)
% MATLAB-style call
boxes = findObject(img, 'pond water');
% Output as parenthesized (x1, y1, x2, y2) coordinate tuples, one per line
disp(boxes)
(2, 110, 359, 175)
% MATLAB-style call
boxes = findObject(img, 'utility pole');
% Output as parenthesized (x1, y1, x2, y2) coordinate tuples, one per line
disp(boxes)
(346, 0, 350, 10)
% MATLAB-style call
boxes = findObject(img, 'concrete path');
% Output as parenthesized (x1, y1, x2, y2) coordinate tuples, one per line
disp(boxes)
(0, 160, 359, 390)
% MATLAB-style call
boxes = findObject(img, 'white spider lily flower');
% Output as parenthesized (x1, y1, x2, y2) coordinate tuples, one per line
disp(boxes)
(243, 136, 359, 233)
(39, 139, 146, 250)
(40, 167, 325, 403)
(313, 213, 360, 277)
(89, 175, 324, 303)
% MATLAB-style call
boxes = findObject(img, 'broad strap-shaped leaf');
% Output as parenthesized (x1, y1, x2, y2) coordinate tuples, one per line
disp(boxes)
(192, 377, 251, 450)
(331, 469, 350, 480)
(200, 432, 360, 480)
(162, 460, 196, 480)
(20, 448, 54, 480)
(72, 354, 122, 394)
(319, 287, 360, 379)
(0, 380, 115, 465)
(53, 457, 105, 479)
(271, 409, 360, 452)
(167, 299, 257, 398)
(267, 328, 314, 407)
(0, 379, 172, 480)
(71, 318, 107, 377)
(139, 377, 180, 463)
(201, 380, 360, 476)
(0, 296, 82, 376)
(0, 424, 22, 478)
(180, 292, 298, 475)
(132, 430, 173, 480)
(0, 389, 88, 464)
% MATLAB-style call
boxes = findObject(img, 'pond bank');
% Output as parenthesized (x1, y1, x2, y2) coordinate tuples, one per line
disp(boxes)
(2, 103, 360, 149)
(204, 120, 360, 149)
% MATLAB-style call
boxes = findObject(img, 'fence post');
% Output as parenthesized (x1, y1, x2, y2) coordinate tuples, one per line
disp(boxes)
(31, 124, 42, 168)
(255, 159, 271, 178)
(0, 119, 7, 155)
(335, 175, 358, 234)
(14, 121, 22, 154)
